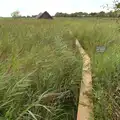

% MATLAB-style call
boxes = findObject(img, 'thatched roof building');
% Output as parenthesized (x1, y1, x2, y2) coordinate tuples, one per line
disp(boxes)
(36, 11, 53, 19)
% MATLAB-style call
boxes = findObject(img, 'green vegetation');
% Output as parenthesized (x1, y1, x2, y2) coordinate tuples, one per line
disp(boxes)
(55, 2, 120, 18)
(0, 18, 120, 120)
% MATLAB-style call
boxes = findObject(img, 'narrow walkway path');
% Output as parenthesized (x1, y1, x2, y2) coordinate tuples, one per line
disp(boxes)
(76, 39, 93, 120)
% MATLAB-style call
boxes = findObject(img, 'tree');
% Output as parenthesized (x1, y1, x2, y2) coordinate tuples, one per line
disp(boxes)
(89, 12, 97, 17)
(11, 10, 21, 18)
(112, 0, 120, 23)
(116, 3, 120, 9)
(107, 11, 116, 17)
(113, 1, 120, 13)
(115, 2, 120, 16)
(98, 11, 106, 17)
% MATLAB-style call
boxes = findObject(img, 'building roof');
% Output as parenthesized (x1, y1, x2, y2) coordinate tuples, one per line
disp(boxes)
(36, 11, 53, 19)
(36, 13, 42, 19)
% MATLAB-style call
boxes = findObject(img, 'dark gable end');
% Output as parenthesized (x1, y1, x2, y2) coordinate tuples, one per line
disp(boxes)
(36, 11, 53, 19)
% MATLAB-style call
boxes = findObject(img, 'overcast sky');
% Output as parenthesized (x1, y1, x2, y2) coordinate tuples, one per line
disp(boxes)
(0, 0, 114, 17)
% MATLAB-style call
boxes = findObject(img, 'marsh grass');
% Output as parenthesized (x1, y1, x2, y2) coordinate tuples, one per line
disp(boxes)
(0, 18, 120, 120)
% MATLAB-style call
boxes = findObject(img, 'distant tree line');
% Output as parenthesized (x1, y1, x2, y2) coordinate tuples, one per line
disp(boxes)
(15, 11, 120, 18)
(55, 11, 120, 18)
(11, 11, 120, 19)
(55, 2, 120, 18)
(11, 2, 120, 18)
